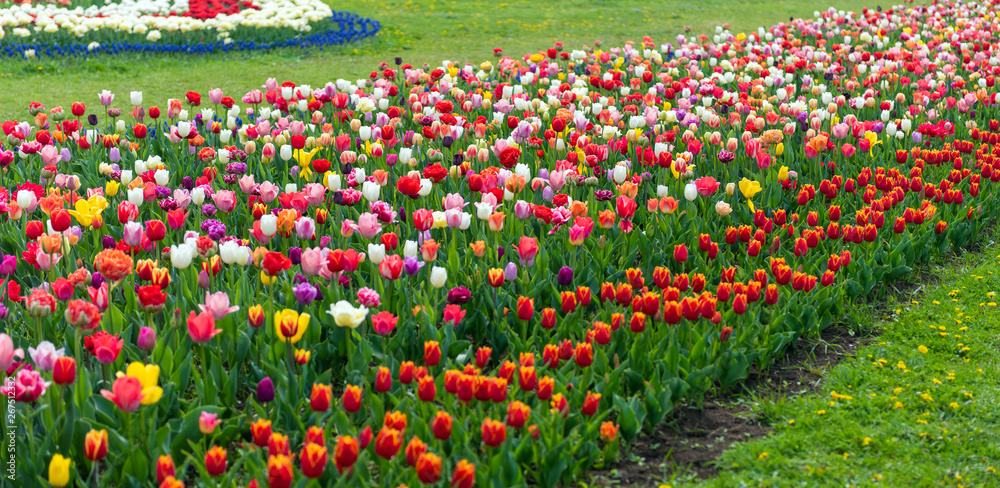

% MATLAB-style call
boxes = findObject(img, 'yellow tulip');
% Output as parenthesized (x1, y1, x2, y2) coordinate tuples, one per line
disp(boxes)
(739, 178, 762, 199)
(739, 178, 763, 213)
(260, 270, 275, 286)
(775, 143, 784, 156)
(294, 147, 320, 168)
(105, 180, 121, 197)
(125, 362, 163, 405)
(274, 309, 310, 344)
(67, 196, 108, 228)
(778, 166, 789, 181)
(48, 454, 71, 487)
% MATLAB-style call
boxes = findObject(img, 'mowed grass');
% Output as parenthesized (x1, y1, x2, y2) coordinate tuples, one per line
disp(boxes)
(672, 246, 1000, 487)
(0, 0, 876, 121)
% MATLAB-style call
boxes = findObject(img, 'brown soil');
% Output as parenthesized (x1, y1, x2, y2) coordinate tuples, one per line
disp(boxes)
(590, 325, 862, 486)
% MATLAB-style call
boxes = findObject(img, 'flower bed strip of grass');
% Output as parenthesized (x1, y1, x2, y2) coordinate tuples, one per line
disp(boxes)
(689, 246, 1000, 487)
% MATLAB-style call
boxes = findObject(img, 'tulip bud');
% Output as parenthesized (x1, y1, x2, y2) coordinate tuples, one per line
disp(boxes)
(137, 326, 156, 350)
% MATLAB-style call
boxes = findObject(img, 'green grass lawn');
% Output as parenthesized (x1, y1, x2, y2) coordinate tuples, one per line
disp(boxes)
(0, 0, 875, 121)
(675, 245, 1000, 487)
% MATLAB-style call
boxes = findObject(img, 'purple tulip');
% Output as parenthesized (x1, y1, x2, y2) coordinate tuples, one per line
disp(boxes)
(557, 266, 574, 286)
(288, 247, 302, 265)
(447, 286, 472, 305)
(403, 256, 424, 276)
(257, 377, 275, 403)
(504, 262, 518, 281)
(293, 282, 318, 306)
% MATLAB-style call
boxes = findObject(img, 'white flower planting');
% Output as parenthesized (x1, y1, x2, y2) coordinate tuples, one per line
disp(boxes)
(0, 0, 334, 42)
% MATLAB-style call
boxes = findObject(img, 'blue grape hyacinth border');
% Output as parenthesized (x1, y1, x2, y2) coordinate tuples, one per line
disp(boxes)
(1, 10, 380, 58)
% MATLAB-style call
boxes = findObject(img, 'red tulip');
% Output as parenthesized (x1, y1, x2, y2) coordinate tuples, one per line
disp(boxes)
(52, 357, 76, 385)
(432, 411, 453, 440)
(299, 443, 328, 479)
(480, 418, 506, 447)
(451, 460, 475, 488)
(416, 453, 442, 484)
(333, 436, 359, 473)
(204, 446, 227, 477)
(310, 383, 332, 412)
(374, 427, 403, 459)
(342, 385, 363, 413)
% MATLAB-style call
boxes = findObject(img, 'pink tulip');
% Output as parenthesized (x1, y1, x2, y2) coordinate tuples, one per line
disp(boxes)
(0, 333, 24, 373)
(353, 213, 382, 240)
(303, 183, 325, 206)
(238, 175, 257, 194)
(208, 88, 224, 105)
(198, 292, 240, 321)
(294, 217, 316, 240)
(88, 283, 109, 311)
(300, 247, 325, 276)
(443, 193, 465, 211)
(199, 411, 221, 435)
(258, 182, 279, 203)
(3, 369, 49, 402)
(212, 190, 236, 213)
(101, 376, 145, 413)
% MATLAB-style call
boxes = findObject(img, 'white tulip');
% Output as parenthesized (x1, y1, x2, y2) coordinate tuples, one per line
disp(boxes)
(279, 145, 292, 161)
(362, 181, 380, 202)
(170, 243, 195, 269)
(327, 174, 342, 191)
(398, 148, 413, 166)
(367, 243, 385, 265)
(429, 266, 447, 288)
(475, 202, 493, 220)
(219, 241, 241, 264)
(612, 163, 628, 184)
(130, 91, 143, 106)
(326, 300, 369, 329)
(684, 183, 698, 202)
(16, 190, 36, 211)
(127, 187, 144, 207)
(260, 214, 277, 236)
(191, 187, 205, 205)
(418, 178, 433, 197)
(403, 240, 418, 258)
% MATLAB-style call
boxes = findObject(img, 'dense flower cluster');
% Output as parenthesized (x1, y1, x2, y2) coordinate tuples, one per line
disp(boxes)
(0, 0, 379, 57)
(5, 1, 1000, 486)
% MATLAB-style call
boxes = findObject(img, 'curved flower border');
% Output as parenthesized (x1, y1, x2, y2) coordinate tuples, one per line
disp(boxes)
(0, 0, 380, 58)
(1, 9, 379, 57)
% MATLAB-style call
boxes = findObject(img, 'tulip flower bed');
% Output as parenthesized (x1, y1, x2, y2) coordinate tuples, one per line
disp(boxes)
(0, 0, 380, 58)
(5, 1, 1000, 487)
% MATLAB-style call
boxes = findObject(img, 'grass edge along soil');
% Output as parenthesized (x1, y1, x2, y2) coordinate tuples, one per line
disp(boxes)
(587, 233, 1000, 488)
(701, 241, 1000, 487)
